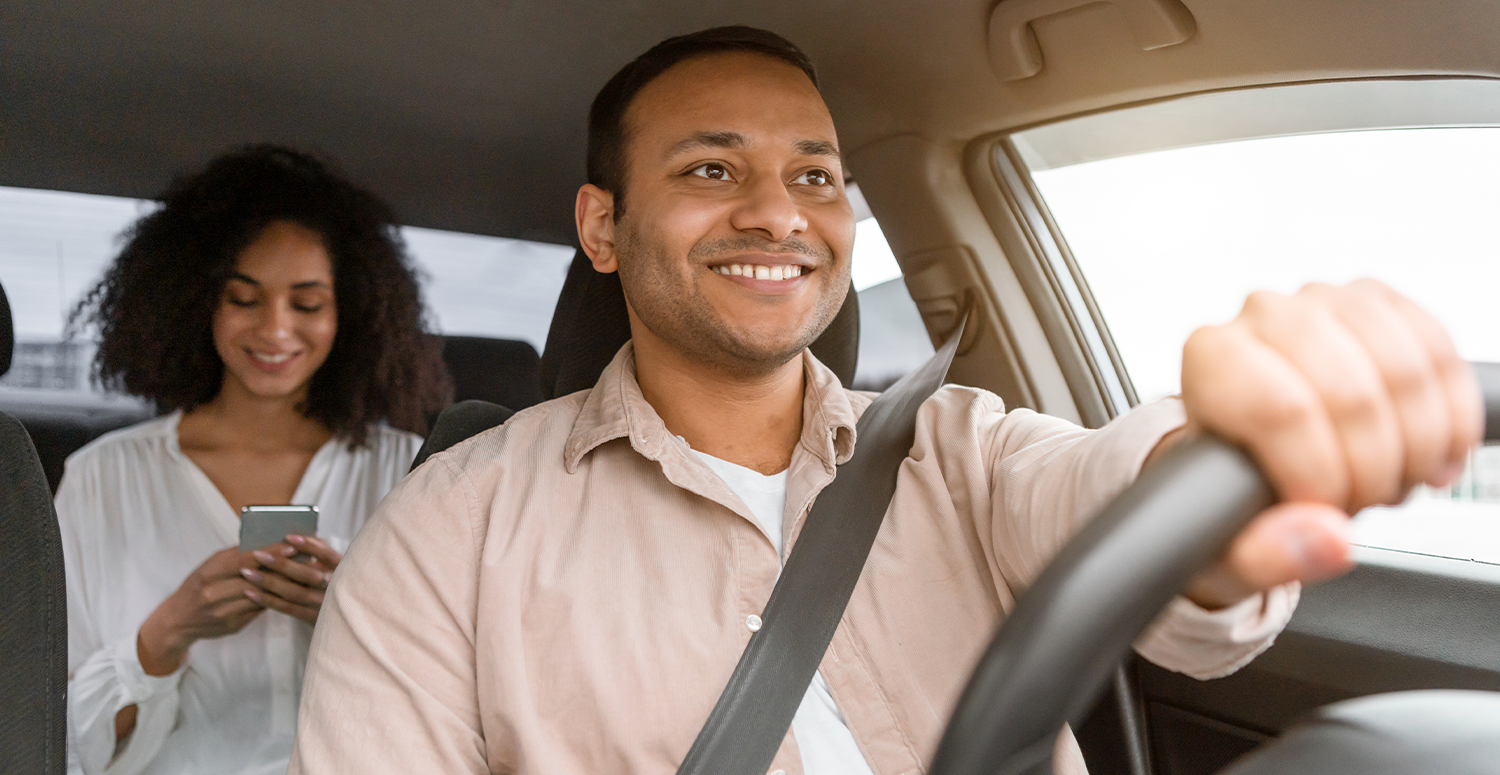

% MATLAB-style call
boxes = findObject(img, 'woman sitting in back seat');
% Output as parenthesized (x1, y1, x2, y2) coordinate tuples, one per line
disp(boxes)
(56, 145, 451, 775)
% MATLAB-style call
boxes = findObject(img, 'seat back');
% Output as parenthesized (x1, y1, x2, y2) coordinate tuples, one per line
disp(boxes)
(440, 335, 543, 410)
(0, 421, 68, 773)
(538, 250, 859, 400)
(0, 278, 66, 773)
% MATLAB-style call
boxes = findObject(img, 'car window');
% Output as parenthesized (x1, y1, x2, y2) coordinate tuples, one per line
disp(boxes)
(847, 184, 934, 391)
(0, 185, 574, 397)
(0, 183, 934, 397)
(1011, 84, 1500, 563)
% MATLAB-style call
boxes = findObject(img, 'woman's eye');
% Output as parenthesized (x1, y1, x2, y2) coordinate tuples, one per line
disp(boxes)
(293, 304, 325, 313)
(227, 297, 256, 308)
(689, 163, 733, 181)
(795, 170, 833, 187)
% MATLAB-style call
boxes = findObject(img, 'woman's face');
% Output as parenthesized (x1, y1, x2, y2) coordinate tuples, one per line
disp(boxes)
(212, 220, 338, 404)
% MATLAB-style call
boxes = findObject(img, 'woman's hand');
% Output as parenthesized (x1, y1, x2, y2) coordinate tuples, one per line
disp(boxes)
(138, 548, 267, 676)
(240, 535, 343, 625)
(1175, 280, 1483, 609)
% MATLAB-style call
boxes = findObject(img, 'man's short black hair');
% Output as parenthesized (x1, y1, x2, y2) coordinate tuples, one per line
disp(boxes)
(586, 26, 819, 217)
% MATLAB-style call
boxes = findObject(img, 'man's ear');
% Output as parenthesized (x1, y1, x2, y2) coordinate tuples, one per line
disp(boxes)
(575, 184, 619, 273)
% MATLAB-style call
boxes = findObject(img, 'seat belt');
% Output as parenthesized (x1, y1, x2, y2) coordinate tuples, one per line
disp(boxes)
(677, 318, 966, 775)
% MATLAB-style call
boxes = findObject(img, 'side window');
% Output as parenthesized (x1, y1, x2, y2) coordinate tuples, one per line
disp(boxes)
(847, 184, 934, 391)
(0, 185, 572, 397)
(1011, 82, 1500, 562)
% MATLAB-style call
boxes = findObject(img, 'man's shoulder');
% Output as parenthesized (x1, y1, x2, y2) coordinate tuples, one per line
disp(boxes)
(423, 389, 594, 483)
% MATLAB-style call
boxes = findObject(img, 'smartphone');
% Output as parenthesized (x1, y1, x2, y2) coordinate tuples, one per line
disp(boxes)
(239, 505, 320, 553)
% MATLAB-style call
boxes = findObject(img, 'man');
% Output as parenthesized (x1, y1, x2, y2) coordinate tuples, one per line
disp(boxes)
(289, 27, 1480, 775)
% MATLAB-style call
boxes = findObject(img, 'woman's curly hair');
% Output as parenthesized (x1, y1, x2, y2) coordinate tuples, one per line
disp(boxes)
(69, 144, 452, 444)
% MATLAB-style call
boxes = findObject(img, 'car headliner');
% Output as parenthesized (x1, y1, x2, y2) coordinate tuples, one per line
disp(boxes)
(3, 0, 1498, 245)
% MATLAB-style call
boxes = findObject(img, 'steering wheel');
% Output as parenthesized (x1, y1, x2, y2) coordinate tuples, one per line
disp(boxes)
(928, 363, 1500, 775)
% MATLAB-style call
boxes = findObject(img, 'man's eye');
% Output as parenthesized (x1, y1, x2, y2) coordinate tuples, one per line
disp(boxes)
(795, 170, 833, 187)
(689, 163, 733, 181)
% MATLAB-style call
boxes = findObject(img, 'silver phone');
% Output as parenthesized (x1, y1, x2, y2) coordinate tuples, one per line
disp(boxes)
(239, 505, 319, 553)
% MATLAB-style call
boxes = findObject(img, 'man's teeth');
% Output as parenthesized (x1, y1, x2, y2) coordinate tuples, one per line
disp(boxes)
(251, 352, 294, 364)
(711, 264, 805, 280)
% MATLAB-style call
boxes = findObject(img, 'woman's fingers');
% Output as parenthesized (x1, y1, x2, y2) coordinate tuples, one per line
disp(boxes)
(243, 587, 319, 625)
(286, 534, 342, 570)
(242, 565, 326, 607)
(253, 545, 331, 589)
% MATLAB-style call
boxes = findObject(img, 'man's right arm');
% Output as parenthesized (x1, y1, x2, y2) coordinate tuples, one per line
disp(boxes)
(289, 455, 488, 774)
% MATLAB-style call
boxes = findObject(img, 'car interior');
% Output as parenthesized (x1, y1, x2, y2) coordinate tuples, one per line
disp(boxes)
(3, 1, 1500, 773)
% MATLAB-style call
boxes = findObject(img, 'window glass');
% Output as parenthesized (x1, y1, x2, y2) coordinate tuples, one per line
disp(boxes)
(847, 185, 934, 391)
(1023, 126, 1500, 561)
(0, 185, 573, 396)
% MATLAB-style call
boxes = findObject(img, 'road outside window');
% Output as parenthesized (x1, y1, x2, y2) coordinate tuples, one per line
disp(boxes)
(1025, 127, 1500, 562)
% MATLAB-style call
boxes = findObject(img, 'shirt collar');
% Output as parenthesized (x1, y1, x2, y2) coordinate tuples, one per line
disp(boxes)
(563, 342, 860, 473)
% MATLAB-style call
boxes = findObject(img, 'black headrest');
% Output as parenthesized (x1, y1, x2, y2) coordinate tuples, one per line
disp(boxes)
(539, 250, 859, 400)
(1, 281, 13, 378)
(440, 335, 543, 411)
(408, 400, 515, 472)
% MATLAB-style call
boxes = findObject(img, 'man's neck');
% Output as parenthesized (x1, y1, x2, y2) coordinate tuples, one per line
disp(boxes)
(631, 335, 805, 476)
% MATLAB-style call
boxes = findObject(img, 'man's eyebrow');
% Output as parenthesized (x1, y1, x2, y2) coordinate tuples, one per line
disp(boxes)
(793, 139, 840, 158)
(666, 131, 748, 159)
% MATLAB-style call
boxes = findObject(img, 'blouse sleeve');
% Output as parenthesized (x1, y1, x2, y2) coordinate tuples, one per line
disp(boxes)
(58, 456, 188, 775)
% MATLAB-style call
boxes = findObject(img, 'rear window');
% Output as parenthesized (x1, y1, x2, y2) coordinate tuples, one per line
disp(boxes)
(0, 185, 573, 395)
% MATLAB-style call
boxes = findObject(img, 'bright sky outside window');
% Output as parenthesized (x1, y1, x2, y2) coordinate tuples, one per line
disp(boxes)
(1027, 126, 1500, 562)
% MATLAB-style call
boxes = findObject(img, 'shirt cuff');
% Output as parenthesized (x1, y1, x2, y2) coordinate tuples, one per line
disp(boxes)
(113, 629, 187, 706)
(1134, 582, 1300, 680)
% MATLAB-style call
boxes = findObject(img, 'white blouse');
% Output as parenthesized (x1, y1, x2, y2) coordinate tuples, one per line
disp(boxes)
(57, 412, 422, 775)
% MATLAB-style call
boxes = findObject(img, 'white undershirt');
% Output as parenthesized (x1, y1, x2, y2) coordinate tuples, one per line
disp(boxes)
(691, 450, 876, 775)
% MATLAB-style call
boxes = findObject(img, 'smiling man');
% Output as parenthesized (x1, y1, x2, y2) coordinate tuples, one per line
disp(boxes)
(289, 27, 1481, 775)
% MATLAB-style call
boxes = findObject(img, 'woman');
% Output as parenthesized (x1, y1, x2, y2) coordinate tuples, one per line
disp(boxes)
(58, 145, 451, 775)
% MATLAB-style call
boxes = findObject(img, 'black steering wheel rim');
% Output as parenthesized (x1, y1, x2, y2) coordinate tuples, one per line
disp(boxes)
(927, 362, 1500, 775)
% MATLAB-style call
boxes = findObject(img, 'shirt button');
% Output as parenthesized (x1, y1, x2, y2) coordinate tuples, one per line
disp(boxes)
(746, 614, 763, 633)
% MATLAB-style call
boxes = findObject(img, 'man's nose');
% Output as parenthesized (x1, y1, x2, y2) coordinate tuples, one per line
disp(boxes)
(729, 175, 808, 243)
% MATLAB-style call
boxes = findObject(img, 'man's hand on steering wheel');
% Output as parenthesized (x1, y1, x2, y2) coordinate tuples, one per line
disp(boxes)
(1160, 279, 1484, 609)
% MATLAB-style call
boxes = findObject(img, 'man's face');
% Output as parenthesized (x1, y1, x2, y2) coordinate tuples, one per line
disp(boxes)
(608, 52, 855, 376)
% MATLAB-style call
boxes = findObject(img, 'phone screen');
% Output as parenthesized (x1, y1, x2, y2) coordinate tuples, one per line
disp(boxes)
(239, 505, 320, 553)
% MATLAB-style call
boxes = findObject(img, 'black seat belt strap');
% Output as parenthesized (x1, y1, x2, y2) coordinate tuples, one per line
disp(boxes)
(676, 319, 965, 775)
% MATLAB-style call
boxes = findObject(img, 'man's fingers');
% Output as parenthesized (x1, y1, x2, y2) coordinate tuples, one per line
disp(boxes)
(1186, 503, 1352, 609)
(1182, 321, 1347, 505)
(1243, 289, 1405, 509)
(1368, 281, 1485, 481)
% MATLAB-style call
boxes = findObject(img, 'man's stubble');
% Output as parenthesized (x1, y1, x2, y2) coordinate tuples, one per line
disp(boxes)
(613, 216, 849, 379)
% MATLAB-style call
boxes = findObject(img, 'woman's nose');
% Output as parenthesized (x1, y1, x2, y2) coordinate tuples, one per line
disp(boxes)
(256, 302, 295, 341)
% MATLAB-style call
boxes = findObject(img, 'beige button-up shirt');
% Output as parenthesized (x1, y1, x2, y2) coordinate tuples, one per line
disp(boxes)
(290, 345, 1295, 775)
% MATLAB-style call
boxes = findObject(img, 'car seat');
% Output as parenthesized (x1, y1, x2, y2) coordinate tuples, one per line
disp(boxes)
(440, 335, 544, 410)
(0, 280, 69, 774)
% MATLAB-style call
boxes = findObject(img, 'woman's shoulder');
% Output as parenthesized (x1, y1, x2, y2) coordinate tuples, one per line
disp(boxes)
(65, 413, 178, 469)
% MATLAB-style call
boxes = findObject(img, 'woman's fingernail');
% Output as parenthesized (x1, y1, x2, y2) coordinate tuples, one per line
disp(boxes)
(287, 534, 306, 545)
(241, 568, 263, 582)
(252, 551, 274, 565)
(245, 589, 262, 603)
(280, 544, 298, 557)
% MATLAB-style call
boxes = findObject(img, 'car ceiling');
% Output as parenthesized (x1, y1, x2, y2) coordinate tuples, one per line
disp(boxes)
(3, 0, 1498, 246)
